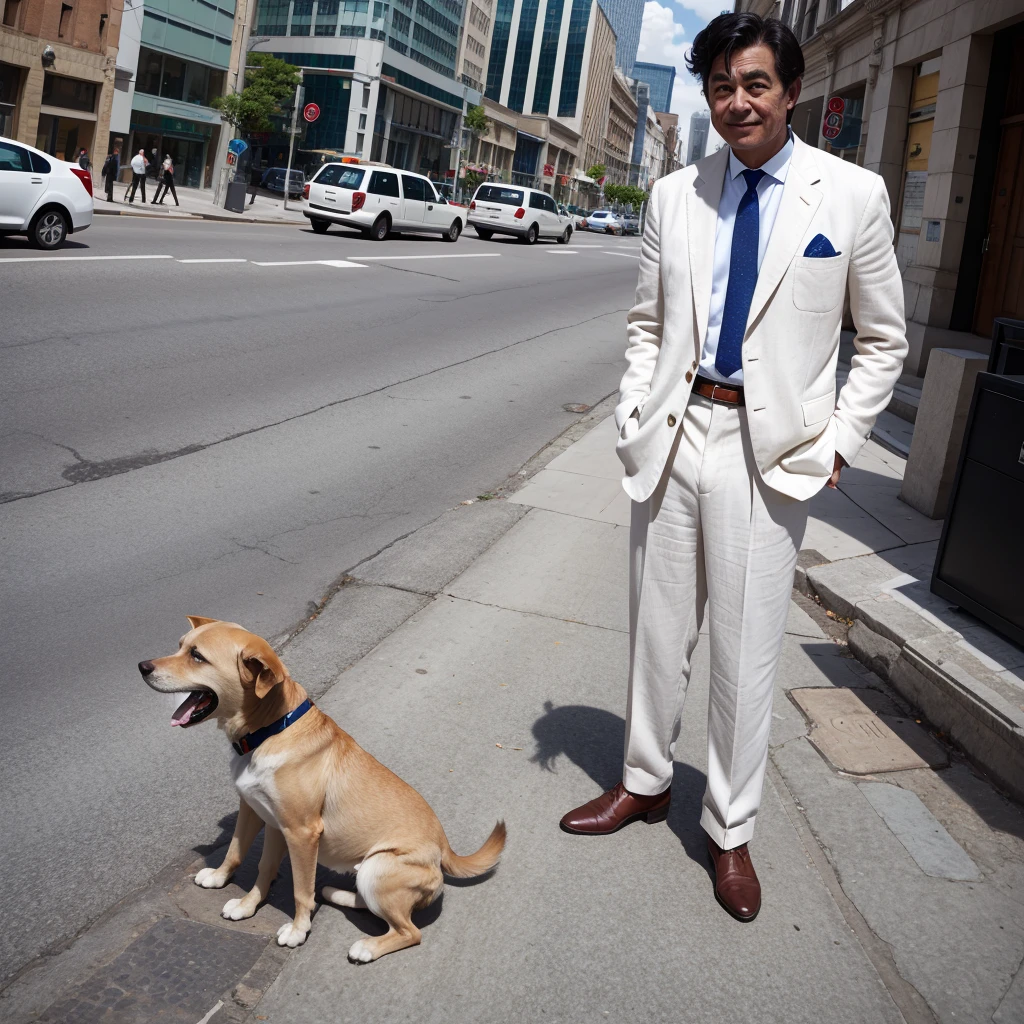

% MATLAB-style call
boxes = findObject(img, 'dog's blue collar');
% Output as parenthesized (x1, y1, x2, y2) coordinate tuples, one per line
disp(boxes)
(232, 699, 313, 756)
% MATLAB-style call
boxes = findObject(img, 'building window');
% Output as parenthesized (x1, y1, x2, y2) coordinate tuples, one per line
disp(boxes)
(160, 55, 187, 101)
(256, 0, 290, 34)
(3, 0, 22, 29)
(895, 57, 940, 270)
(531, 0, 563, 114)
(58, 2, 73, 38)
(391, 8, 410, 33)
(557, 0, 590, 118)
(41, 73, 97, 112)
(485, 0, 513, 102)
(507, 0, 540, 111)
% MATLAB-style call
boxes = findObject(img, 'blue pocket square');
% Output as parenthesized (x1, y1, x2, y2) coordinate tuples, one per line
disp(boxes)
(804, 233, 840, 258)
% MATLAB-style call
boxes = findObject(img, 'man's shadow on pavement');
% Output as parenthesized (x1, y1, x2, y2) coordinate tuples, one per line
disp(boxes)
(531, 700, 712, 875)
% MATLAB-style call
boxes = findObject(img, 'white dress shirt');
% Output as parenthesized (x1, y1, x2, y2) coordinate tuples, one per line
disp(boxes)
(699, 132, 794, 385)
(131, 153, 146, 175)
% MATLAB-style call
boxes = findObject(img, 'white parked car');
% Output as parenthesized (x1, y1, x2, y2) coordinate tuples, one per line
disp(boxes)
(585, 210, 623, 235)
(0, 135, 93, 249)
(303, 164, 465, 242)
(467, 184, 573, 245)
(619, 210, 640, 235)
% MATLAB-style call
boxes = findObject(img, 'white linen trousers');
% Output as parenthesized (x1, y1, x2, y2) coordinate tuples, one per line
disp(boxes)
(621, 391, 809, 849)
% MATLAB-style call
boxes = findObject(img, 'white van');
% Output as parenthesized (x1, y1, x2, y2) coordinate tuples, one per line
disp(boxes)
(303, 164, 465, 242)
(467, 183, 573, 245)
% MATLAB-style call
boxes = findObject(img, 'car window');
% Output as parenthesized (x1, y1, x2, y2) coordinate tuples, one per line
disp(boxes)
(475, 185, 523, 206)
(401, 174, 426, 202)
(528, 192, 546, 210)
(315, 165, 362, 187)
(543, 195, 556, 213)
(30, 151, 51, 173)
(423, 180, 439, 201)
(368, 170, 400, 197)
(0, 141, 30, 172)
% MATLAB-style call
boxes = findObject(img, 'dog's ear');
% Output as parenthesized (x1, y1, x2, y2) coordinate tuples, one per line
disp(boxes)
(238, 640, 287, 700)
(186, 615, 217, 629)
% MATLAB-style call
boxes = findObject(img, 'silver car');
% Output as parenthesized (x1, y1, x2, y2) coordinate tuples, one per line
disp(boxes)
(585, 209, 623, 235)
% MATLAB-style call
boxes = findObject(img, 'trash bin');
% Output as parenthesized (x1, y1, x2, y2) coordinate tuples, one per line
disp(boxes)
(224, 180, 247, 214)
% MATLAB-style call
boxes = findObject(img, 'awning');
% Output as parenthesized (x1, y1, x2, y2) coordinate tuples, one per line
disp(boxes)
(516, 129, 546, 144)
(573, 170, 595, 184)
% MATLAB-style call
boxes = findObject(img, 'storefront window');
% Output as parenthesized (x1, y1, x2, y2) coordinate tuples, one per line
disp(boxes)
(896, 57, 940, 271)
(161, 56, 186, 101)
(41, 73, 97, 113)
(137, 48, 162, 96)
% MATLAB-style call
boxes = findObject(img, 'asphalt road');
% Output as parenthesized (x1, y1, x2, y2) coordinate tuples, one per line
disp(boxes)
(0, 214, 640, 983)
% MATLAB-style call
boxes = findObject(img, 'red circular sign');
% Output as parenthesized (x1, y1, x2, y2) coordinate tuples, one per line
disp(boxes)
(303, 102, 320, 123)
(827, 96, 845, 114)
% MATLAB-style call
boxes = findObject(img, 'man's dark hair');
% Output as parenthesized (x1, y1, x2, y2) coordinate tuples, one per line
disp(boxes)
(686, 13, 804, 107)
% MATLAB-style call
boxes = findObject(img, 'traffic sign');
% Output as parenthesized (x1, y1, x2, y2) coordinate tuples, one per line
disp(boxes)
(822, 96, 845, 140)
(228, 138, 248, 155)
(303, 102, 320, 123)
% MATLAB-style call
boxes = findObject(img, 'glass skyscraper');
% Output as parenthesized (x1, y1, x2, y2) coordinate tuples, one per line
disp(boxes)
(687, 109, 710, 164)
(596, 0, 643, 72)
(631, 61, 675, 113)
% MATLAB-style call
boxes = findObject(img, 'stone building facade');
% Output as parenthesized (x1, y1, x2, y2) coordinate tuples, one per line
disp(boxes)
(1, 0, 123, 162)
(736, 0, 1024, 375)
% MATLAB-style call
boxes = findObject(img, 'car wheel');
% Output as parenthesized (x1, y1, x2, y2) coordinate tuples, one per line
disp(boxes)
(309, 217, 329, 234)
(521, 223, 538, 245)
(370, 214, 390, 241)
(474, 227, 493, 240)
(558, 227, 572, 245)
(443, 219, 462, 243)
(31, 208, 68, 250)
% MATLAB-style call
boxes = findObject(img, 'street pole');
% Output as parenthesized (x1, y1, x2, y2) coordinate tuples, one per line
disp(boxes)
(283, 71, 303, 212)
(451, 84, 467, 202)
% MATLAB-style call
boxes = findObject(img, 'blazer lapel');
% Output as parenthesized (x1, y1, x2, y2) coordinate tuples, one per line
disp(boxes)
(746, 139, 823, 329)
(687, 146, 728, 349)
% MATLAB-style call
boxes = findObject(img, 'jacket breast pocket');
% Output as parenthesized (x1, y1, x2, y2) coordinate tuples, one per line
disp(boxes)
(792, 254, 848, 313)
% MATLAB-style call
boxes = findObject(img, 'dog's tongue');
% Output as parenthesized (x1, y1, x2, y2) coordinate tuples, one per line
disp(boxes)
(171, 691, 206, 727)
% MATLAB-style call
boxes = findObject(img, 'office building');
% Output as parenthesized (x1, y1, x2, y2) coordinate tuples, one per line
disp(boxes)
(686, 108, 708, 164)
(603, 63, 634, 181)
(628, 74, 646, 183)
(631, 59, 673, 112)
(248, 0, 479, 179)
(594, 0, 641, 72)
(736, 0, 1023, 376)
(458, 0, 493, 92)
(1, 0, 123, 159)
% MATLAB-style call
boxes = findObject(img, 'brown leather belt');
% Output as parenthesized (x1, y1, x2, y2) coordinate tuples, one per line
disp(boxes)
(693, 375, 745, 406)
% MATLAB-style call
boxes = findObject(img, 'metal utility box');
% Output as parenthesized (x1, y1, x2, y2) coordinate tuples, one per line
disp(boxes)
(931, 372, 1024, 646)
(224, 180, 247, 214)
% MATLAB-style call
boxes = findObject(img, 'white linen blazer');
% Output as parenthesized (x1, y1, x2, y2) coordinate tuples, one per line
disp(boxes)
(615, 135, 908, 502)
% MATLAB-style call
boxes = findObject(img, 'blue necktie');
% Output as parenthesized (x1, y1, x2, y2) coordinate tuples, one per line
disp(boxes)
(716, 168, 765, 378)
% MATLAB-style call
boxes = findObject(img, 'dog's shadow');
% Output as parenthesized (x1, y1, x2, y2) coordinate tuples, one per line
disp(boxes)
(531, 700, 712, 876)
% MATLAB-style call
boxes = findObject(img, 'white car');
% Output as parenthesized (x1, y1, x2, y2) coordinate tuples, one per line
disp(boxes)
(467, 184, 573, 245)
(303, 164, 465, 242)
(0, 135, 93, 249)
(585, 210, 623, 235)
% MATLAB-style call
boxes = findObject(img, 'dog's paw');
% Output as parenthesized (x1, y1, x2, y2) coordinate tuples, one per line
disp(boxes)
(221, 897, 255, 921)
(347, 939, 376, 964)
(195, 867, 230, 889)
(276, 922, 309, 948)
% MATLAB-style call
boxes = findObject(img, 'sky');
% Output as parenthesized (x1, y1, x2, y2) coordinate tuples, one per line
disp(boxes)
(635, 0, 726, 156)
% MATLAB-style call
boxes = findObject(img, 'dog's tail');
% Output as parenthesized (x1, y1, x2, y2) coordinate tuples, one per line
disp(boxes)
(441, 820, 507, 878)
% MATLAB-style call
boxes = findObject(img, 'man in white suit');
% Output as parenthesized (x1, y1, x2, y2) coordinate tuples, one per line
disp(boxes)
(560, 13, 908, 921)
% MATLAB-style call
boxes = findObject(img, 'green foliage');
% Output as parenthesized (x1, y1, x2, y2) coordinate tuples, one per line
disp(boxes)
(586, 163, 606, 182)
(463, 169, 486, 194)
(603, 183, 649, 209)
(212, 54, 301, 136)
(464, 104, 489, 137)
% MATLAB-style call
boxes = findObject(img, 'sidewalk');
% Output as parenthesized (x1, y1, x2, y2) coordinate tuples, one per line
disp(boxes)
(92, 183, 308, 225)
(7, 401, 1024, 1024)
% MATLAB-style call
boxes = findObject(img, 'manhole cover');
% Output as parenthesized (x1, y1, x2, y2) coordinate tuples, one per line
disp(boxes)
(563, 403, 590, 414)
(790, 687, 948, 774)
(39, 917, 268, 1023)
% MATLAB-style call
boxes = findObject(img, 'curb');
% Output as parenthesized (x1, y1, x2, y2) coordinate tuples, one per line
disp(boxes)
(93, 206, 305, 226)
(804, 558, 1024, 805)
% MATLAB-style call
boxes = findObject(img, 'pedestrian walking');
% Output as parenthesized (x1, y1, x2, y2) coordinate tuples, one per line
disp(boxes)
(559, 12, 908, 923)
(126, 149, 148, 203)
(100, 145, 120, 202)
(77, 148, 90, 170)
(151, 154, 179, 206)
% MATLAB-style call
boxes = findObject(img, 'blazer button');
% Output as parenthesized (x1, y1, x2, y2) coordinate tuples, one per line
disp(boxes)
(667, 414, 676, 427)
(685, 371, 693, 383)
(691, 360, 697, 370)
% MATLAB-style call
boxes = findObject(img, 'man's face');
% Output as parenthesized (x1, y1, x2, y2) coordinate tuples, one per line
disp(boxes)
(707, 43, 800, 158)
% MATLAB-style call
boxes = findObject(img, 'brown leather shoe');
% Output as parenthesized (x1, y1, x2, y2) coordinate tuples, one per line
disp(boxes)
(707, 837, 761, 921)
(560, 782, 670, 835)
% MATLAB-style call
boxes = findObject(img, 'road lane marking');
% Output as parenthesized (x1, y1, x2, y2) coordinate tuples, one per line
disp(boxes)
(0, 254, 174, 262)
(355, 253, 501, 260)
(546, 249, 578, 253)
(177, 258, 248, 263)
(602, 251, 641, 258)
(252, 259, 366, 268)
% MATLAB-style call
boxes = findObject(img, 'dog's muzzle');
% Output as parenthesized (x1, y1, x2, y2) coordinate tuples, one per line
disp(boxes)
(138, 661, 219, 728)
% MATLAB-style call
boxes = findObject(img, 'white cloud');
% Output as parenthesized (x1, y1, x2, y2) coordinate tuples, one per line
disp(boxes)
(679, 0, 734, 22)
(637, 2, 726, 160)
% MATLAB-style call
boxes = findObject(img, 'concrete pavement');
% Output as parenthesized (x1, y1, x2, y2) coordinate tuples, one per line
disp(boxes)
(8, 397, 1023, 1024)
(92, 183, 309, 224)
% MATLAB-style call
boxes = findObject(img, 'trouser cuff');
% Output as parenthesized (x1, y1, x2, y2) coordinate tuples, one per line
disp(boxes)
(622, 764, 672, 798)
(700, 805, 756, 850)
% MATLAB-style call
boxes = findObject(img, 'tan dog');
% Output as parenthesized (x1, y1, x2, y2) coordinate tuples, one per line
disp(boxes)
(139, 616, 505, 963)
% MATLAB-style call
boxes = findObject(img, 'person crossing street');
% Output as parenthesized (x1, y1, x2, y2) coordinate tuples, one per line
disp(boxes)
(151, 155, 179, 206)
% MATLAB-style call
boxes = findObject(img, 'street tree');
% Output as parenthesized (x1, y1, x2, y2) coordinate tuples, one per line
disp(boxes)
(212, 54, 301, 136)
(465, 104, 489, 138)
(603, 183, 649, 209)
